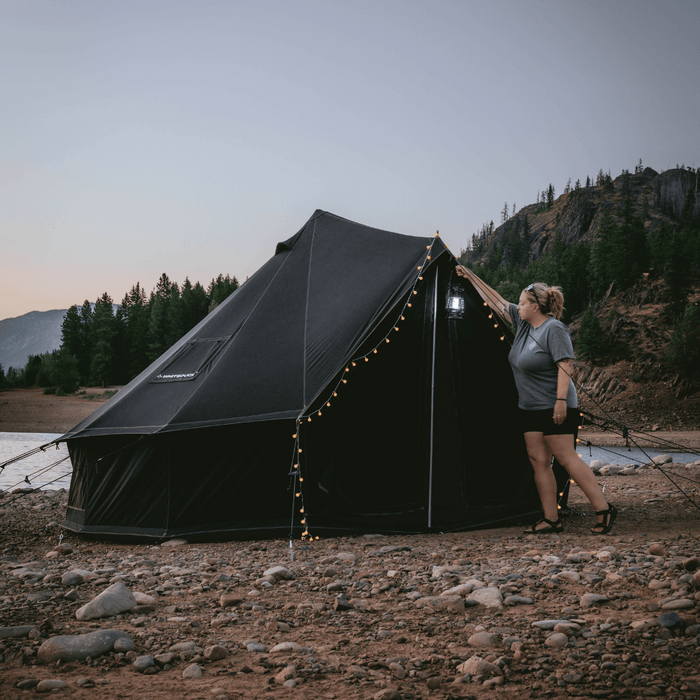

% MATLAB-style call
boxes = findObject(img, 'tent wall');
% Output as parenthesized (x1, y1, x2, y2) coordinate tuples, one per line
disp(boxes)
(61, 211, 539, 540)
(299, 259, 537, 535)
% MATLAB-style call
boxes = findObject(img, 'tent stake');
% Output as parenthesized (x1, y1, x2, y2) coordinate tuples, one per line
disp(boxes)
(427, 268, 438, 529)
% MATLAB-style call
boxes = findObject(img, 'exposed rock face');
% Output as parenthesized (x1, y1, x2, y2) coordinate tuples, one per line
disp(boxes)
(481, 167, 696, 263)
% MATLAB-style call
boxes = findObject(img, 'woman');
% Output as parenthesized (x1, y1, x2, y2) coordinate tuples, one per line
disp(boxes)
(456, 265, 617, 535)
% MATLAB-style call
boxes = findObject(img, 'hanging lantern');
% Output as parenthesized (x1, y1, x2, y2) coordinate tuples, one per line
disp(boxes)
(446, 281, 465, 320)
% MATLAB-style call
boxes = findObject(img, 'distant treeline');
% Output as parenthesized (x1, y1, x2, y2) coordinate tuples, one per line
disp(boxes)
(0, 273, 239, 394)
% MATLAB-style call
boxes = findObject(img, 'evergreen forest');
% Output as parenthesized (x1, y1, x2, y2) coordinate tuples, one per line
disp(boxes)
(0, 273, 239, 394)
(458, 165, 700, 379)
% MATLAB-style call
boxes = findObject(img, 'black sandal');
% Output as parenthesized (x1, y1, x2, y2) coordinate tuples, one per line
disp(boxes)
(524, 517, 563, 534)
(590, 503, 617, 535)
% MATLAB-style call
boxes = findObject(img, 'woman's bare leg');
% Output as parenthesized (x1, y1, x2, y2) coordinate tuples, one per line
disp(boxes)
(546, 434, 609, 523)
(524, 432, 559, 526)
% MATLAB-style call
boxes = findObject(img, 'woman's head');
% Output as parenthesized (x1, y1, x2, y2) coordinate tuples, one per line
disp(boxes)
(520, 282, 565, 320)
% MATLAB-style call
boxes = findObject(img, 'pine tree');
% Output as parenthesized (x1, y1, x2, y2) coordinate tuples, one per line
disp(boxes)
(208, 274, 239, 312)
(590, 210, 618, 297)
(546, 184, 555, 209)
(89, 293, 116, 386)
(148, 274, 178, 362)
(576, 306, 607, 360)
(180, 278, 209, 333)
(669, 302, 700, 381)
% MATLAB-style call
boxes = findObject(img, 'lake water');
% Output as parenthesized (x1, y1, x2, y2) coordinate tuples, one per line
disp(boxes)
(1, 432, 698, 493)
(0, 432, 71, 491)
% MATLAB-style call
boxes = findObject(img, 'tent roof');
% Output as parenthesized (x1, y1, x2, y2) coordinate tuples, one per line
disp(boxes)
(62, 210, 448, 440)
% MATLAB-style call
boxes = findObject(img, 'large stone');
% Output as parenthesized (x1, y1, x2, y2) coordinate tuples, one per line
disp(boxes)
(466, 586, 503, 608)
(133, 655, 155, 672)
(467, 631, 499, 647)
(133, 591, 157, 606)
(203, 644, 228, 660)
(657, 612, 684, 630)
(263, 565, 292, 581)
(61, 569, 92, 586)
(418, 595, 465, 613)
(182, 663, 203, 678)
(440, 579, 484, 596)
(36, 679, 68, 693)
(270, 641, 302, 653)
(580, 593, 609, 608)
(38, 629, 133, 663)
(545, 632, 569, 648)
(456, 655, 502, 677)
(661, 598, 694, 610)
(75, 581, 137, 620)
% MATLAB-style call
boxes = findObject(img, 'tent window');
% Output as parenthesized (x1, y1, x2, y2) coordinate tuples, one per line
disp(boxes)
(150, 337, 231, 383)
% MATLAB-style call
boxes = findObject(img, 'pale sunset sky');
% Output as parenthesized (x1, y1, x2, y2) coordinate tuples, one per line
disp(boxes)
(2, 0, 699, 320)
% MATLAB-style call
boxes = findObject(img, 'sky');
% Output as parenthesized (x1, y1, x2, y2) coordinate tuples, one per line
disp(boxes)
(2, 0, 699, 320)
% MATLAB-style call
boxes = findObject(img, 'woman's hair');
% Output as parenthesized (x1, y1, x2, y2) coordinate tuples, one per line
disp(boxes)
(525, 282, 565, 319)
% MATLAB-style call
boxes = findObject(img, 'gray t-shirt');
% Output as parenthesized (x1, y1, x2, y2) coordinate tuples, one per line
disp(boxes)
(507, 303, 577, 411)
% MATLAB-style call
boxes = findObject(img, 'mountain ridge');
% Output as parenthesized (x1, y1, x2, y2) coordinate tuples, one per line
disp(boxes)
(0, 309, 68, 372)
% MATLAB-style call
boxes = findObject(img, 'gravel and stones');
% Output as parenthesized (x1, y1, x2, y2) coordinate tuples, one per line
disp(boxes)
(2, 459, 700, 700)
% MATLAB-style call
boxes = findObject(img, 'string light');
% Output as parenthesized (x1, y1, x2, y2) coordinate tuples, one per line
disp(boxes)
(288, 233, 440, 544)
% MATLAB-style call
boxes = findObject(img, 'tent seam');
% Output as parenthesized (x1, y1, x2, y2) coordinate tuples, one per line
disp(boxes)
(301, 217, 318, 409)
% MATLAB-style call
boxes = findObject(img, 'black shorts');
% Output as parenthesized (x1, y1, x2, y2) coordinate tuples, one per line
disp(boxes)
(519, 407, 581, 437)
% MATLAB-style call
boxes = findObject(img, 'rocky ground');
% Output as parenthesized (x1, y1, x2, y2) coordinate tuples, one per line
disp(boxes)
(2, 388, 700, 699)
(2, 453, 700, 700)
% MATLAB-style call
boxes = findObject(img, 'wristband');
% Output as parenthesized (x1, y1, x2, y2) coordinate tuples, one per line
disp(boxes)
(555, 398, 567, 401)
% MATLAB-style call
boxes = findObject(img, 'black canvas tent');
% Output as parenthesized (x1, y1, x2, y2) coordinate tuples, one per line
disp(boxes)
(60, 210, 539, 540)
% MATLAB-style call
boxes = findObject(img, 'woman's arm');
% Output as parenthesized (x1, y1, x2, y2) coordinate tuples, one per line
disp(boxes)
(553, 358, 573, 424)
(455, 264, 511, 324)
